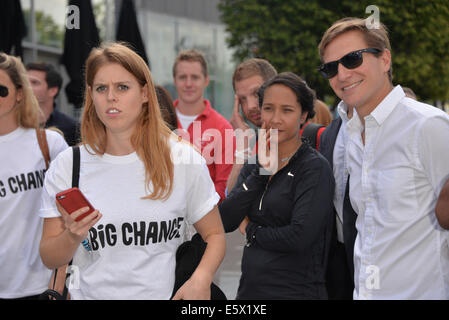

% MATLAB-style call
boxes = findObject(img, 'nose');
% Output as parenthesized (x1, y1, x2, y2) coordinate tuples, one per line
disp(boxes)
(107, 87, 117, 101)
(270, 108, 282, 126)
(336, 62, 352, 81)
(185, 77, 193, 87)
(247, 96, 259, 111)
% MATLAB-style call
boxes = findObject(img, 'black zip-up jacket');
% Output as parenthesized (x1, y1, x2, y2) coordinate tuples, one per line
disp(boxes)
(219, 142, 335, 299)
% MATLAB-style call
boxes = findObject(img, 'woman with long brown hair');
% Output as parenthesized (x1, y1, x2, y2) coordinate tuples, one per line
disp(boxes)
(39, 43, 225, 300)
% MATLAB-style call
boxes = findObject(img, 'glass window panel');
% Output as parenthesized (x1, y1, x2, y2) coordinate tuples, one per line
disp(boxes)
(92, 0, 112, 42)
(20, 0, 32, 43)
(140, 11, 177, 92)
(140, 10, 236, 118)
(33, 0, 66, 48)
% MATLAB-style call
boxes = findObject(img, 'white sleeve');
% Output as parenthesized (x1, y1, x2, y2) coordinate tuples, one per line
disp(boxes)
(39, 147, 73, 218)
(46, 129, 69, 160)
(418, 113, 449, 196)
(184, 148, 220, 225)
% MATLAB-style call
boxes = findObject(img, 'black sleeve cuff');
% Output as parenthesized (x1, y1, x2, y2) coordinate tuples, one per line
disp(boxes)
(245, 221, 261, 247)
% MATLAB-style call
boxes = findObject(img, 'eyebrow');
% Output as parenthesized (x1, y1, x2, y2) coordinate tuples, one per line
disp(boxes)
(263, 102, 296, 108)
(250, 87, 260, 94)
(28, 76, 42, 82)
(93, 81, 132, 86)
(236, 85, 260, 98)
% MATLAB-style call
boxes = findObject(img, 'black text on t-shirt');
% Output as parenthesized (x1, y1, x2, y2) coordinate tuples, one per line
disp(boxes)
(88, 217, 185, 250)
(0, 169, 46, 198)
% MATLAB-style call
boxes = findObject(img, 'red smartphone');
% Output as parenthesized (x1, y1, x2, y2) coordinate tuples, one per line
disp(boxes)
(56, 187, 95, 222)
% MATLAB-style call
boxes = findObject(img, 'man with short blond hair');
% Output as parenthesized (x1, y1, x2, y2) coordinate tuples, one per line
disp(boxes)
(319, 17, 449, 299)
(173, 49, 234, 202)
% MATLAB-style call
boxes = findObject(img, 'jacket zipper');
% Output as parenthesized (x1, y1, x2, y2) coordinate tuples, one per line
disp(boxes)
(258, 161, 294, 211)
(259, 182, 269, 211)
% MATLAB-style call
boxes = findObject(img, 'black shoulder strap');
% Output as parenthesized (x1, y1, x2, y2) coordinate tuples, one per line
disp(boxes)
(302, 122, 325, 149)
(62, 146, 80, 300)
(41, 146, 81, 300)
(72, 146, 80, 188)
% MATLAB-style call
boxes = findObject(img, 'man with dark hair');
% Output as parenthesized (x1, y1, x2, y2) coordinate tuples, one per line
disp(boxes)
(27, 62, 80, 146)
(226, 58, 277, 193)
(231, 58, 277, 129)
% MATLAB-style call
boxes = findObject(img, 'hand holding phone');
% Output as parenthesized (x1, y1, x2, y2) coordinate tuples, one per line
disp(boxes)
(56, 187, 96, 222)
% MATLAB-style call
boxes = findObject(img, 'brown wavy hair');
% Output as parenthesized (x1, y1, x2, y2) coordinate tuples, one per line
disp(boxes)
(81, 42, 174, 200)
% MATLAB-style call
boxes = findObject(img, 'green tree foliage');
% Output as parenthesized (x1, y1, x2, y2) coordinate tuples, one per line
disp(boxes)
(23, 9, 64, 48)
(219, 0, 449, 103)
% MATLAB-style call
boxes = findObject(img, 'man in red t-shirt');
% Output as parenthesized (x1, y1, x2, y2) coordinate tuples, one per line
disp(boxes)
(173, 49, 234, 202)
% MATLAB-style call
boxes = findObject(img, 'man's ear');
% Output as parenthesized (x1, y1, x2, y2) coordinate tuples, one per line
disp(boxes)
(300, 111, 309, 125)
(381, 48, 392, 74)
(48, 87, 58, 99)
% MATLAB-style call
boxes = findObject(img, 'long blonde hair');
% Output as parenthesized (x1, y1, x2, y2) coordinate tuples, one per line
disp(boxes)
(81, 42, 174, 200)
(0, 52, 41, 129)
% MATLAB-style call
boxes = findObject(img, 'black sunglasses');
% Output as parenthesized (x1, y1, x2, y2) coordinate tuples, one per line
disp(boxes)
(318, 48, 381, 79)
(0, 85, 8, 98)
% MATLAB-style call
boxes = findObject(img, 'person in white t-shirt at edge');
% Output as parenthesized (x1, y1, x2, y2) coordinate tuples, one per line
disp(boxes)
(318, 17, 449, 299)
(0, 52, 68, 299)
(39, 42, 226, 300)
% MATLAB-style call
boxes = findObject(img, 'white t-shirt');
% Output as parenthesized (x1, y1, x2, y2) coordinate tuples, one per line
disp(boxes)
(0, 127, 68, 298)
(39, 137, 220, 300)
(176, 109, 198, 130)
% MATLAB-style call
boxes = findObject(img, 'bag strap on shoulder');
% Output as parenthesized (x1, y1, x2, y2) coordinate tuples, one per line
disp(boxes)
(36, 128, 50, 170)
(42, 146, 81, 300)
(62, 146, 80, 299)
(302, 122, 325, 150)
(72, 146, 80, 188)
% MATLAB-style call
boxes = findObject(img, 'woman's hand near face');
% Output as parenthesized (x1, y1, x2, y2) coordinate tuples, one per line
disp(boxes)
(258, 121, 279, 174)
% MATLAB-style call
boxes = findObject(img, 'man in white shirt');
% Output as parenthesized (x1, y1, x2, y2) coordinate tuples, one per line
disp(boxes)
(318, 17, 449, 299)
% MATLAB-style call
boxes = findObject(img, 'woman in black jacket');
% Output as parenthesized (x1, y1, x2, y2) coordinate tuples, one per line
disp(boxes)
(219, 72, 335, 299)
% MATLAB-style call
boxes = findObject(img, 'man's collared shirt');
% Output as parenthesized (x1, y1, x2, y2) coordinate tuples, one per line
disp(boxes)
(174, 99, 235, 202)
(346, 85, 449, 299)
